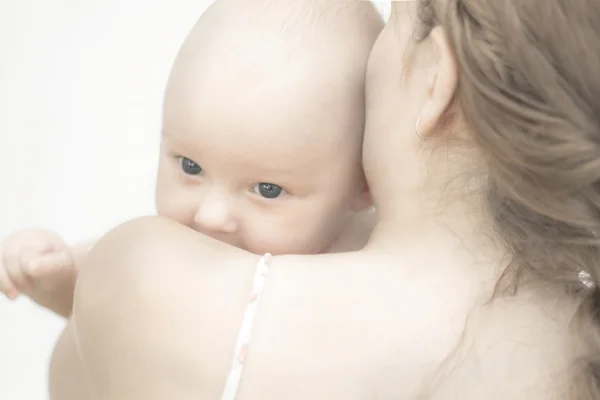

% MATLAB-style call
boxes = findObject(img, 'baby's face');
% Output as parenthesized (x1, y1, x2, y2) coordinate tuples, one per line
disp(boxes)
(156, 66, 367, 255)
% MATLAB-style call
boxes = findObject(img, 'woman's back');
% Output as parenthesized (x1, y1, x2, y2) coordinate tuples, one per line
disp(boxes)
(50, 216, 575, 399)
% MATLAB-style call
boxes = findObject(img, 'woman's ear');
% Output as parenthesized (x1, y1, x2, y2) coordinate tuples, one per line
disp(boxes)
(417, 26, 458, 137)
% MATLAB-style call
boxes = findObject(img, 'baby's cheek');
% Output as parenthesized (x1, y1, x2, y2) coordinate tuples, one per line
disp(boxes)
(244, 227, 290, 255)
(155, 194, 196, 228)
(159, 209, 192, 227)
(247, 221, 328, 255)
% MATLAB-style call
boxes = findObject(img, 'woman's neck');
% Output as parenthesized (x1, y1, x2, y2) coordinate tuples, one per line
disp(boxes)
(365, 148, 507, 283)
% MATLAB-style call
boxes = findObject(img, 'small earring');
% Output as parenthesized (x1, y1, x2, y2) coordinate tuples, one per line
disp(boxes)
(415, 115, 423, 138)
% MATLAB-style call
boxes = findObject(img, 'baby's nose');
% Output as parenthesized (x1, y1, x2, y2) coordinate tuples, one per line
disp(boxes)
(193, 190, 238, 235)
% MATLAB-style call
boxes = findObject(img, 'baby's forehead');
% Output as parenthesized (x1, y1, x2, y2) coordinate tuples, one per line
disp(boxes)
(162, 0, 380, 175)
(166, 104, 350, 165)
(165, 65, 362, 157)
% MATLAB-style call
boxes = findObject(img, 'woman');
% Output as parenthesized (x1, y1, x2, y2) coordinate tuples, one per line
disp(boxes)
(50, 1, 600, 399)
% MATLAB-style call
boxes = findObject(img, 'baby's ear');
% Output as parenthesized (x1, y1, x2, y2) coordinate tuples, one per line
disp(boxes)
(351, 178, 373, 212)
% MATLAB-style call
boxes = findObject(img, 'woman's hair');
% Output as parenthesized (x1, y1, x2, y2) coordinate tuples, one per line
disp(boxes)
(414, 0, 600, 397)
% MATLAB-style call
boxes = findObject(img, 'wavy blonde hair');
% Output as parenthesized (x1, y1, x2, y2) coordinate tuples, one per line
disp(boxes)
(412, 0, 600, 397)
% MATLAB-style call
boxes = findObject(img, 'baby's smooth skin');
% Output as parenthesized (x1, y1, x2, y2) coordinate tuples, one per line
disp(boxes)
(157, 0, 379, 255)
(0, 0, 383, 317)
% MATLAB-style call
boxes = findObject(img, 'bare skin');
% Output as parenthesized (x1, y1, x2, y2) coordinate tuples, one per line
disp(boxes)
(49, 2, 578, 400)
(0, 0, 382, 317)
(49, 216, 573, 400)
(0, 235, 93, 318)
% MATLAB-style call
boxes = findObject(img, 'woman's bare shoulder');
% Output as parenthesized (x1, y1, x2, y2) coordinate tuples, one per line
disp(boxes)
(76, 215, 257, 299)
(57, 216, 490, 398)
(61, 216, 262, 398)
(85, 215, 252, 270)
(49, 322, 90, 400)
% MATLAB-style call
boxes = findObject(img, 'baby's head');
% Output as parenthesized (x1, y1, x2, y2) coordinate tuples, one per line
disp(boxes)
(156, 0, 383, 255)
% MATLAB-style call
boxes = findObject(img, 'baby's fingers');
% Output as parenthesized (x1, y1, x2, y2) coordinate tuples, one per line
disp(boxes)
(0, 257, 19, 300)
(26, 251, 74, 279)
(3, 247, 34, 293)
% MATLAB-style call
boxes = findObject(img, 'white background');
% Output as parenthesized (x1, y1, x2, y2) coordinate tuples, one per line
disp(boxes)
(0, 1, 390, 398)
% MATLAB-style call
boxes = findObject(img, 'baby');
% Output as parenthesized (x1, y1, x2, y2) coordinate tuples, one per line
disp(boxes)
(0, 0, 383, 317)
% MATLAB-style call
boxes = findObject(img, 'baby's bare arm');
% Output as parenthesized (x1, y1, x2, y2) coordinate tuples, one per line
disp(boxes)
(29, 239, 96, 318)
(0, 229, 98, 317)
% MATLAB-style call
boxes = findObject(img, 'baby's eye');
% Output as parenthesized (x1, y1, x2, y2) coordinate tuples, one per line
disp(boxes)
(179, 157, 202, 175)
(252, 182, 285, 199)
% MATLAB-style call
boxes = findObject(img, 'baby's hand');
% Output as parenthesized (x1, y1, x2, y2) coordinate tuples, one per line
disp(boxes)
(0, 229, 76, 302)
